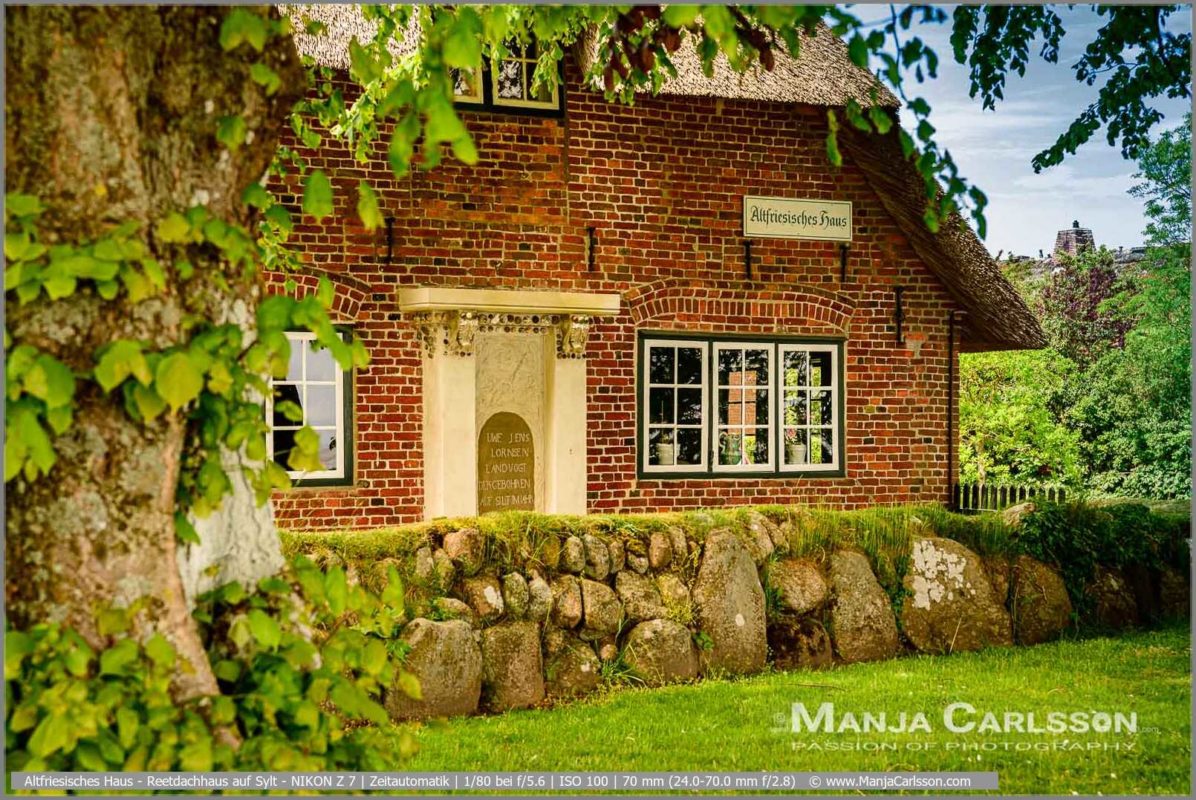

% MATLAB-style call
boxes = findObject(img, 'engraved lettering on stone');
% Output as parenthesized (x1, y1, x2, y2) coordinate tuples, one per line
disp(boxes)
(477, 412, 535, 514)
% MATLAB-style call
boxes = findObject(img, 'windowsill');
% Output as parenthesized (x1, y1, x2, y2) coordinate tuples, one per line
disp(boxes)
(637, 469, 847, 481)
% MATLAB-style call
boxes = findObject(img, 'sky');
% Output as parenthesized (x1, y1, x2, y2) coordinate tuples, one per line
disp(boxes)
(873, 4, 1192, 258)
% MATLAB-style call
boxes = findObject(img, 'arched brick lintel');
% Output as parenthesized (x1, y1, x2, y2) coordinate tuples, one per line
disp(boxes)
(262, 269, 371, 324)
(625, 279, 855, 337)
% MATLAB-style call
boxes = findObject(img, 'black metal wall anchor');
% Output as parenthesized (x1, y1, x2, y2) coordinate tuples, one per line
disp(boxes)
(744, 239, 752, 280)
(587, 226, 597, 272)
(384, 216, 395, 264)
(894, 285, 906, 344)
(839, 243, 850, 282)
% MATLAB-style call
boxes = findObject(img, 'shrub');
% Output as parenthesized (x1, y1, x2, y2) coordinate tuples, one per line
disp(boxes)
(5, 556, 415, 772)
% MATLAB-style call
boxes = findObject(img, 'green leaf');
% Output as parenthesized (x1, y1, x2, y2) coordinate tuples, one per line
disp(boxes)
(249, 62, 281, 95)
(5, 193, 45, 219)
(95, 340, 150, 391)
(395, 671, 422, 701)
(5, 630, 33, 677)
(130, 383, 167, 421)
(116, 708, 139, 750)
(155, 212, 192, 244)
(217, 115, 248, 151)
(847, 35, 869, 67)
(99, 639, 139, 676)
(154, 351, 204, 412)
(24, 355, 75, 408)
(381, 566, 405, 612)
(442, 10, 482, 68)
(325, 567, 348, 614)
(246, 608, 281, 650)
(220, 8, 268, 52)
(242, 183, 272, 210)
(302, 170, 334, 222)
(356, 181, 383, 230)
(662, 5, 701, 27)
(27, 713, 69, 758)
(143, 634, 176, 669)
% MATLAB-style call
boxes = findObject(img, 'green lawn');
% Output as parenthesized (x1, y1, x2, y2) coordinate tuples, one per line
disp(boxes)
(397, 624, 1191, 795)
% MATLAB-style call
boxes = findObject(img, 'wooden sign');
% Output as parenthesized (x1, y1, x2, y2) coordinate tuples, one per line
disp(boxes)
(477, 412, 534, 514)
(743, 196, 852, 242)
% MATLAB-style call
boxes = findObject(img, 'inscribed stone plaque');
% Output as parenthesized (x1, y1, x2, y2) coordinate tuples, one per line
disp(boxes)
(477, 412, 535, 514)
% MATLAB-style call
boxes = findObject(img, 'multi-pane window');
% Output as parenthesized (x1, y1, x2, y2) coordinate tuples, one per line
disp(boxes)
(451, 39, 563, 114)
(640, 336, 843, 477)
(492, 41, 557, 109)
(266, 331, 353, 486)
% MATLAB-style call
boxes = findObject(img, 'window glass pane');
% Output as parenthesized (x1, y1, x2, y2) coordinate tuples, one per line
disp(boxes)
(273, 384, 301, 426)
(717, 388, 731, 425)
(306, 345, 336, 382)
(647, 427, 673, 466)
(809, 351, 833, 387)
(677, 388, 702, 424)
(306, 384, 337, 427)
(717, 349, 742, 385)
(318, 430, 338, 471)
(784, 429, 809, 465)
(676, 429, 702, 466)
(272, 431, 295, 468)
(783, 350, 807, 386)
(648, 388, 674, 424)
(745, 348, 770, 384)
(286, 340, 304, 380)
(817, 429, 835, 464)
(718, 430, 743, 467)
(527, 63, 553, 102)
(649, 347, 674, 384)
(453, 68, 480, 98)
(784, 391, 808, 427)
(677, 347, 702, 385)
(815, 390, 833, 425)
(753, 389, 770, 426)
(497, 59, 523, 99)
(746, 428, 769, 465)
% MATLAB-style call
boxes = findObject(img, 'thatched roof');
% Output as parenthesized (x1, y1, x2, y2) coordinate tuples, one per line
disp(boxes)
(838, 125, 1046, 351)
(285, 5, 896, 108)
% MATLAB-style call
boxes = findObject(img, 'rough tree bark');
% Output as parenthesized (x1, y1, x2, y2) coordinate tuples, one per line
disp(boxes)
(5, 6, 303, 701)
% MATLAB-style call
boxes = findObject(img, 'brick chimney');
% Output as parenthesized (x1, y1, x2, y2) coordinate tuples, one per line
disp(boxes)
(1052, 220, 1095, 260)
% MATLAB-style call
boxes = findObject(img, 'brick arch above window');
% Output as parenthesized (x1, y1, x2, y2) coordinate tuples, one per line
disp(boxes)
(625, 279, 855, 337)
(262, 270, 371, 324)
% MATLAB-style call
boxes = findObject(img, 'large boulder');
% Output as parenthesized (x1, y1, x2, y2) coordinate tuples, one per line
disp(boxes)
(543, 629, 601, 699)
(900, 537, 1012, 653)
(742, 513, 778, 566)
(983, 556, 1013, 607)
(385, 619, 481, 721)
(501, 572, 529, 619)
(1085, 566, 1140, 629)
(527, 575, 553, 622)
(580, 578, 623, 640)
(692, 531, 766, 675)
(443, 528, 485, 575)
(768, 558, 829, 616)
(431, 597, 477, 627)
(460, 575, 505, 624)
(623, 619, 699, 686)
(615, 571, 666, 621)
(583, 534, 611, 581)
(768, 618, 833, 671)
(828, 550, 899, 663)
(562, 536, 586, 573)
(480, 621, 544, 711)
(1010, 556, 1073, 645)
(648, 532, 673, 570)
(551, 575, 583, 628)
(1159, 567, 1190, 618)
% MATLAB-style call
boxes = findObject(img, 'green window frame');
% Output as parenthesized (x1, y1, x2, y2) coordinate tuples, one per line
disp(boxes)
(637, 333, 845, 479)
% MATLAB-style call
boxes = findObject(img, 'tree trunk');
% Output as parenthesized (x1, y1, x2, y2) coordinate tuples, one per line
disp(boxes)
(5, 6, 302, 702)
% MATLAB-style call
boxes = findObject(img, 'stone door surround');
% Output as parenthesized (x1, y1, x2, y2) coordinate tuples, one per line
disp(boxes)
(399, 287, 621, 519)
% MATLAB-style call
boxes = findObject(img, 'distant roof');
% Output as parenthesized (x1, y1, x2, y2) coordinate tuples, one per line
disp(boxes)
(284, 5, 897, 108)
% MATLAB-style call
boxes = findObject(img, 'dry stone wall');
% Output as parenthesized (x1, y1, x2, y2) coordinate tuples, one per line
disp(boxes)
(297, 510, 1190, 723)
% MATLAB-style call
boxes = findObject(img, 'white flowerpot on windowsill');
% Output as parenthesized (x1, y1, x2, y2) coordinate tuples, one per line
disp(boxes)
(655, 442, 676, 466)
(787, 442, 808, 465)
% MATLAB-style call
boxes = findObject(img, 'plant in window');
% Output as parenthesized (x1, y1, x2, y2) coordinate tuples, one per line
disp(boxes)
(785, 430, 808, 465)
(655, 430, 675, 466)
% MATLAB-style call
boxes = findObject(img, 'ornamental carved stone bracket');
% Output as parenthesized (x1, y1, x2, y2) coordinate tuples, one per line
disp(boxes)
(409, 310, 595, 359)
(399, 287, 620, 360)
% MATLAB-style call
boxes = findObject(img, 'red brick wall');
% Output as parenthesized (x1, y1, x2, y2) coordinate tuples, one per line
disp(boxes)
(265, 65, 961, 530)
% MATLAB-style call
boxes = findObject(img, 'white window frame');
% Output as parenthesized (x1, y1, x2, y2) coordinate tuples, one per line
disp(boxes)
(265, 331, 349, 483)
(778, 342, 841, 473)
(641, 338, 709, 475)
(712, 341, 776, 474)
(490, 43, 559, 110)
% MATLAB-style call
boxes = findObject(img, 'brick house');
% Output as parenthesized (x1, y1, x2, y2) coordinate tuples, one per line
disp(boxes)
(266, 11, 1044, 530)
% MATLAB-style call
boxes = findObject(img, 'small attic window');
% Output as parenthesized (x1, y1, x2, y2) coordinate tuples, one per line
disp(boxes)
(492, 40, 558, 110)
(451, 38, 564, 117)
